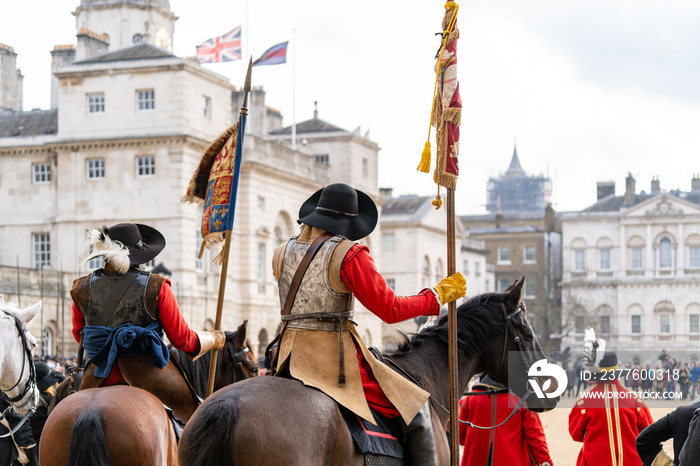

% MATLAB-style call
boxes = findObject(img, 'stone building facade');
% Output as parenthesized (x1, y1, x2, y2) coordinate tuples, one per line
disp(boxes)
(560, 174, 700, 362)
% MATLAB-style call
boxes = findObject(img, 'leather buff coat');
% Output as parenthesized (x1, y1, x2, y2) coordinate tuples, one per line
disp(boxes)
(273, 227, 429, 424)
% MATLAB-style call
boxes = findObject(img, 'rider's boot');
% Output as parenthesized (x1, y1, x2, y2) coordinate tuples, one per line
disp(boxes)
(398, 402, 438, 466)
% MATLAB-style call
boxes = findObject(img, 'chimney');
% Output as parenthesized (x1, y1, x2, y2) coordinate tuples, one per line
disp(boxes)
(545, 203, 555, 232)
(0, 43, 23, 111)
(692, 174, 700, 192)
(596, 181, 615, 200)
(379, 187, 393, 198)
(75, 28, 109, 62)
(650, 176, 660, 193)
(50, 45, 76, 109)
(624, 172, 636, 204)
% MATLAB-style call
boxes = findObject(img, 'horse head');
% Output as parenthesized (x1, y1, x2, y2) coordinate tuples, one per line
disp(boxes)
(0, 298, 42, 415)
(219, 320, 259, 388)
(481, 278, 559, 412)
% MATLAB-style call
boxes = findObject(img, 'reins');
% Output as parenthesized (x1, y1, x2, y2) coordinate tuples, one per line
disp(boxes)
(385, 303, 538, 431)
(0, 309, 37, 438)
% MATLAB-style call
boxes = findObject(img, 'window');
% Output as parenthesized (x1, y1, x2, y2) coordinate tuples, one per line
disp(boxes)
(315, 154, 329, 164)
(497, 247, 511, 264)
(690, 247, 700, 268)
(574, 315, 585, 334)
(137, 89, 155, 111)
(41, 327, 53, 358)
(659, 314, 670, 334)
(386, 278, 395, 290)
(144, 258, 155, 268)
(137, 156, 155, 177)
(463, 260, 469, 276)
(87, 92, 105, 114)
(631, 247, 643, 269)
(474, 262, 480, 276)
(659, 237, 672, 268)
(600, 248, 611, 270)
(383, 233, 395, 254)
(690, 315, 699, 334)
(257, 243, 266, 282)
(574, 249, 585, 271)
(203, 96, 211, 118)
(631, 315, 641, 334)
(362, 158, 368, 177)
(600, 315, 610, 334)
(257, 196, 265, 211)
(33, 163, 51, 184)
(32, 233, 50, 269)
(87, 158, 105, 179)
(88, 245, 104, 270)
(524, 246, 536, 263)
(274, 227, 283, 247)
(524, 283, 536, 299)
(498, 279, 510, 292)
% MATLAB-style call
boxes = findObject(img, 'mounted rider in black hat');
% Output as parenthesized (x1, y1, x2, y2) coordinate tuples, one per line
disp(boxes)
(271, 183, 467, 466)
(70, 223, 225, 423)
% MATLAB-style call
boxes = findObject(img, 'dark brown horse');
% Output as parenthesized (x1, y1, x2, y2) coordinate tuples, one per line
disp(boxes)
(39, 321, 258, 466)
(179, 278, 559, 466)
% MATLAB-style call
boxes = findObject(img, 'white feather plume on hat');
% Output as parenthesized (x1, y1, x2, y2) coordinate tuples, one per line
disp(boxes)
(84, 227, 130, 274)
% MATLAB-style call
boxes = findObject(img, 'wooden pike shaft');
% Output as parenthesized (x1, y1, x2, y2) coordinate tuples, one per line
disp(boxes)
(447, 187, 459, 466)
(205, 58, 253, 398)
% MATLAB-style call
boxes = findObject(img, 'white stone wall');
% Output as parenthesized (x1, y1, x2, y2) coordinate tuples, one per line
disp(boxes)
(561, 195, 700, 361)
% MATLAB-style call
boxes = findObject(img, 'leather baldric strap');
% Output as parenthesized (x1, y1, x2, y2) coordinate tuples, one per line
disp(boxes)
(281, 232, 334, 317)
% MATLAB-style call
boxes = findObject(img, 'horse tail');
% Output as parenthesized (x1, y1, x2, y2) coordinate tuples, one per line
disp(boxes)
(68, 406, 113, 466)
(179, 393, 238, 466)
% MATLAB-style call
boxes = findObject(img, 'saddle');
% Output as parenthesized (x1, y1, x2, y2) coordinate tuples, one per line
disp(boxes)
(339, 405, 404, 465)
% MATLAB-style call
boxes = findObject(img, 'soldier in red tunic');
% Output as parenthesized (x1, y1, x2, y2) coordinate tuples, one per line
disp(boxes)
(569, 351, 653, 466)
(71, 223, 225, 422)
(458, 375, 554, 466)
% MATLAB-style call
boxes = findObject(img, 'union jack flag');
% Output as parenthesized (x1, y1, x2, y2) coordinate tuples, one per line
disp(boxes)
(196, 27, 242, 64)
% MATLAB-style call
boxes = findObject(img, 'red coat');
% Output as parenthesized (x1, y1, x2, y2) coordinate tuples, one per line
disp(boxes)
(72, 278, 200, 386)
(568, 380, 653, 466)
(458, 387, 553, 466)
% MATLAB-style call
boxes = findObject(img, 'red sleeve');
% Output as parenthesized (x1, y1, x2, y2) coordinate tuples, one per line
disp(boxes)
(158, 280, 200, 353)
(340, 244, 440, 323)
(522, 410, 553, 464)
(458, 398, 469, 446)
(638, 403, 654, 433)
(568, 403, 586, 442)
(71, 302, 85, 344)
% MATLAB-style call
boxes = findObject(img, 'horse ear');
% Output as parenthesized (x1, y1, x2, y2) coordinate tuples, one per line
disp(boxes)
(504, 277, 524, 309)
(234, 320, 248, 347)
(20, 300, 42, 327)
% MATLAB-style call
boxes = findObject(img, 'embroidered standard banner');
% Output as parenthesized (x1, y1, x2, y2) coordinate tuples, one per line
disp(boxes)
(183, 122, 238, 258)
(433, 2, 461, 189)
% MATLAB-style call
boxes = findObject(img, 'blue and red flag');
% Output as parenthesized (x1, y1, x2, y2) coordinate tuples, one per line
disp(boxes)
(252, 41, 288, 67)
(196, 27, 242, 63)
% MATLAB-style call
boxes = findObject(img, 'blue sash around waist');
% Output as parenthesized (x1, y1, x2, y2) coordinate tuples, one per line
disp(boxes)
(83, 322, 170, 378)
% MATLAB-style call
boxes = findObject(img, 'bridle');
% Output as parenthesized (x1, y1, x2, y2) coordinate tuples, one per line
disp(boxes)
(385, 302, 539, 431)
(225, 338, 258, 383)
(0, 309, 38, 438)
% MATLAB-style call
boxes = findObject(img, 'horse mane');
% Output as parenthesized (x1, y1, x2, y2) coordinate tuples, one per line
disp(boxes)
(392, 292, 511, 361)
(169, 330, 237, 397)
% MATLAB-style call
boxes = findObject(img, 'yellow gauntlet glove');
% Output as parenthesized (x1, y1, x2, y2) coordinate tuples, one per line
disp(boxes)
(433, 272, 467, 305)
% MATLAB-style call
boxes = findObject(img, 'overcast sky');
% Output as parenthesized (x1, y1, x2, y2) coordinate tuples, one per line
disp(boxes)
(3, 1, 700, 215)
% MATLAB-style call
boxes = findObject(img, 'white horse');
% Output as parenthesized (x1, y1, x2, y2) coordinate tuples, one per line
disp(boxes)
(0, 295, 41, 416)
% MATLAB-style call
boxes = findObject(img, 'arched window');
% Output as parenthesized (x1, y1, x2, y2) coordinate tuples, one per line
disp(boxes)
(422, 257, 431, 289)
(659, 237, 672, 268)
(435, 259, 444, 283)
(258, 329, 269, 357)
(42, 327, 54, 358)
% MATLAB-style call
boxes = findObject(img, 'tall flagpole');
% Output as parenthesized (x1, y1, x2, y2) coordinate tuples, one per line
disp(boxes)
(291, 27, 297, 150)
(206, 58, 253, 398)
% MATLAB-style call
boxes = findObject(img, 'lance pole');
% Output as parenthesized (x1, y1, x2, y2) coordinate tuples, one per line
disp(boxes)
(206, 58, 253, 398)
(447, 187, 459, 465)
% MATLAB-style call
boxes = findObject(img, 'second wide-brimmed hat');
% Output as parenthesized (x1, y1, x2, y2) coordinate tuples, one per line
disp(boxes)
(297, 183, 378, 241)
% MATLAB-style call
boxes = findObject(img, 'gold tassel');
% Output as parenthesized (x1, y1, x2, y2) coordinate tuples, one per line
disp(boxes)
(417, 141, 431, 173)
(432, 190, 443, 210)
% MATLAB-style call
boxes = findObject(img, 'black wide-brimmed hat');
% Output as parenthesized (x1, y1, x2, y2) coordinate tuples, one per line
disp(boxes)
(599, 351, 618, 369)
(105, 223, 165, 265)
(297, 183, 378, 241)
(35, 362, 64, 392)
